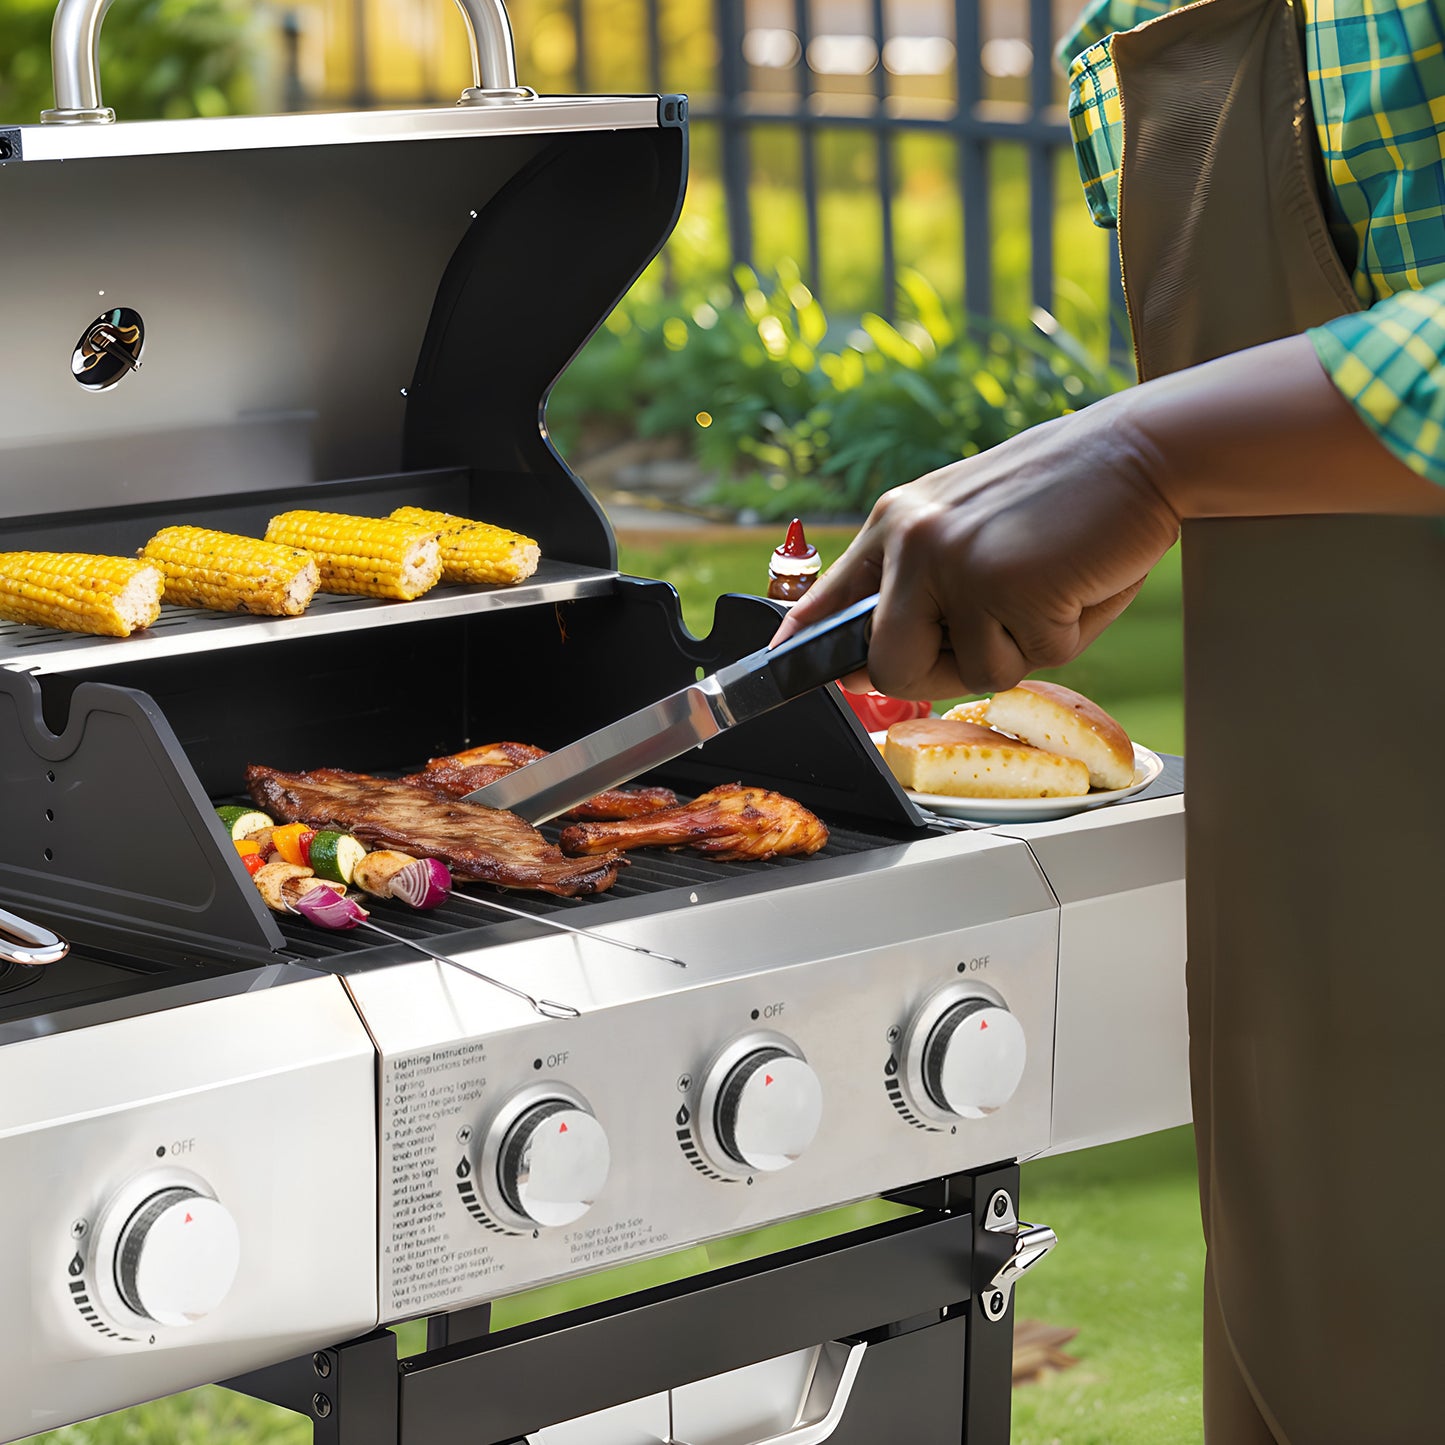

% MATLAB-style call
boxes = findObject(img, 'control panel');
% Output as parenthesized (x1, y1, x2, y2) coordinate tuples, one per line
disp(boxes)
(355, 831, 1061, 1321)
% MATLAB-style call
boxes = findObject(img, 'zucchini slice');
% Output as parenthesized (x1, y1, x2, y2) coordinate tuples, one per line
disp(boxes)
(216, 805, 273, 841)
(309, 831, 368, 885)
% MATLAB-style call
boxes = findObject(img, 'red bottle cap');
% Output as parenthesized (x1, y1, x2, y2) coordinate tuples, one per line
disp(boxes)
(774, 519, 817, 561)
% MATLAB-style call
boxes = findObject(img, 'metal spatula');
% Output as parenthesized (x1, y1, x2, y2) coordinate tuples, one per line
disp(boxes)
(462, 594, 877, 824)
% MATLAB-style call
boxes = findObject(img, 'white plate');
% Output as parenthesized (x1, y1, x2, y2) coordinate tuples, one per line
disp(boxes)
(870, 733, 1164, 824)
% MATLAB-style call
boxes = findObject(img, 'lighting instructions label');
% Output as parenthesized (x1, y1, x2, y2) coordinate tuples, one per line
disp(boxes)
(381, 1043, 494, 1317)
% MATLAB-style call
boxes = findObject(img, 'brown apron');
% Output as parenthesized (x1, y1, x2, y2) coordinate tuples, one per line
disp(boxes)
(1108, 2, 1445, 1441)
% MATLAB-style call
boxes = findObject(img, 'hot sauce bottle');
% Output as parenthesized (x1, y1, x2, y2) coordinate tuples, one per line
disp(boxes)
(766, 518, 821, 604)
(764, 518, 932, 730)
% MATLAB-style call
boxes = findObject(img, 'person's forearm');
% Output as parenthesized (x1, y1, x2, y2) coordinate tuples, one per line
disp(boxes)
(1114, 334, 1445, 518)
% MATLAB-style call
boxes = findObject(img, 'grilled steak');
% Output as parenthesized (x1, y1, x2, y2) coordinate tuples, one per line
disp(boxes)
(412, 742, 679, 820)
(559, 784, 829, 863)
(247, 765, 620, 896)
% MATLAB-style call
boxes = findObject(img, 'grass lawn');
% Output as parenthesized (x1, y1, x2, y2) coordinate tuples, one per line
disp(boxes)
(1012, 1128, 1204, 1445)
(28, 529, 1195, 1444)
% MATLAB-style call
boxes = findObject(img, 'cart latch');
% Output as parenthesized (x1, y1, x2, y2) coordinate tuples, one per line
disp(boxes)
(980, 1188, 1057, 1322)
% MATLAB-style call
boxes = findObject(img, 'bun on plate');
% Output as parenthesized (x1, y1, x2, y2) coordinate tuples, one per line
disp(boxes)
(884, 719, 1090, 799)
(984, 681, 1134, 791)
(940, 699, 989, 726)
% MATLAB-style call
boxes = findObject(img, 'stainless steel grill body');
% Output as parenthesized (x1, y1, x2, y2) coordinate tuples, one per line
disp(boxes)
(0, 973, 378, 1443)
(0, 36, 1188, 1441)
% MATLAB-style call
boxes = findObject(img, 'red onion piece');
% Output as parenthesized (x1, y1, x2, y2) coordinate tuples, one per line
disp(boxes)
(391, 858, 452, 910)
(292, 883, 369, 931)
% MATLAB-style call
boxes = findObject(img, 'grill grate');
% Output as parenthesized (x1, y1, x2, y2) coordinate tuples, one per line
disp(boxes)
(0, 959, 43, 997)
(269, 819, 911, 962)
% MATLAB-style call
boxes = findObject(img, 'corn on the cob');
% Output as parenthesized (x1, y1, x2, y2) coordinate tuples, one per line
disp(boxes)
(0, 552, 163, 637)
(263, 511, 443, 601)
(142, 526, 321, 617)
(389, 506, 540, 587)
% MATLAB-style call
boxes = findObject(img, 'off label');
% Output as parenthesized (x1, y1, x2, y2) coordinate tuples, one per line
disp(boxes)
(964, 956, 990, 971)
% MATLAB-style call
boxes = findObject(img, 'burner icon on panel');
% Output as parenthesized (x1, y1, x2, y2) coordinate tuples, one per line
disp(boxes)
(64, 1263, 135, 1342)
(884, 1054, 942, 1133)
(456, 1160, 519, 1235)
(674, 1117, 728, 1182)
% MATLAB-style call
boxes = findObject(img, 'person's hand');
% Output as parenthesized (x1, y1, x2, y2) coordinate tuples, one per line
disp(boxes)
(771, 395, 1180, 698)
(771, 333, 1445, 698)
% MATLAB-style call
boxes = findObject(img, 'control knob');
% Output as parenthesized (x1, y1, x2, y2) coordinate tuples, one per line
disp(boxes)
(705, 1039, 823, 1174)
(491, 1096, 611, 1229)
(113, 1187, 240, 1327)
(903, 988, 1027, 1123)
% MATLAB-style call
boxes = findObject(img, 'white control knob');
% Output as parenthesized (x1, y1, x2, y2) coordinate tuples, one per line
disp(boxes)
(714, 1047, 824, 1173)
(114, 1188, 240, 1327)
(921, 1000, 1027, 1119)
(497, 1101, 611, 1228)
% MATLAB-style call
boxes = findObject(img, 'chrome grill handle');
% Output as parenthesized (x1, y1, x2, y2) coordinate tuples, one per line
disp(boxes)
(40, 0, 532, 125)
(0, 905, 70, 967)
(41, 0, 116, 124)
(454, 0, 535, 103)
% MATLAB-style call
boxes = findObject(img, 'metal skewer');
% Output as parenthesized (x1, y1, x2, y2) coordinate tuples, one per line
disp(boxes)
(358, 920, 581, 1020)
(458, 892, 687, 968)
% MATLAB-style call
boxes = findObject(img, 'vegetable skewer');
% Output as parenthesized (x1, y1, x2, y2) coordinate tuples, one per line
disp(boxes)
(357, 922, 580, 1019)
(456, 891, 686, 968)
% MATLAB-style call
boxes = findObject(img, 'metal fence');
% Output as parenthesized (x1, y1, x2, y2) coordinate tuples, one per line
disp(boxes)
(299, 0, 1124, 348)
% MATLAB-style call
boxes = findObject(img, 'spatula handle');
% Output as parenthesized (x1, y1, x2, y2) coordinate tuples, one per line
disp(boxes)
(716, 594, 878, 712)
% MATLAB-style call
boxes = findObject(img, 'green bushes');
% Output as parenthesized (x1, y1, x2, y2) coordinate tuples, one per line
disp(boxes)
(549, 261, 1126, 522)
(0, 0, 257, 123)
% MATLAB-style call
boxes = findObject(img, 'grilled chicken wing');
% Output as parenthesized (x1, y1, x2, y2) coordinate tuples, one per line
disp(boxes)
(559, 784, 828, 862)
(412, 742, 680, 821)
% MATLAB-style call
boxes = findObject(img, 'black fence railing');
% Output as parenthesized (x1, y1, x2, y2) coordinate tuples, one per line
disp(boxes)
(307, 0, 1127, 358)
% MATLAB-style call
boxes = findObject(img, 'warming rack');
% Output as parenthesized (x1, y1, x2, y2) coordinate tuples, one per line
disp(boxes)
(0, 561, 619, 676)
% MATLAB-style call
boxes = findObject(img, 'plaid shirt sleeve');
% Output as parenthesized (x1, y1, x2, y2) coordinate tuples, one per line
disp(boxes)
(1305, 0, 1445, 486)
(1310, 283, 1445, 485)
(1058, 1, 1178, 228)
(1060, 0, 1445, 483)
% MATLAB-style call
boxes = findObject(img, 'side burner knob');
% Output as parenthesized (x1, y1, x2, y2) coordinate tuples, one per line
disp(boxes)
(916, 997, 1027, 1120)
(495, 1100, 611, 1229)
(113, 1187, 240, 1327)
(711, 1045, 824, 1173)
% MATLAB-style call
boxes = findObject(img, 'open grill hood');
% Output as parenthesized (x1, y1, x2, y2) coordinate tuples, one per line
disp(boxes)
(0, 90, 935, 972)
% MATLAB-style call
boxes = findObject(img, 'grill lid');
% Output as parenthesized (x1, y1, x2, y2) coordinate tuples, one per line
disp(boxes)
(0, 4, 687, 569)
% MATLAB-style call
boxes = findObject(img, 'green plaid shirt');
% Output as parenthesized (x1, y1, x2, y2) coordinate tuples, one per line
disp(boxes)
(1060, 0, 1445, 485)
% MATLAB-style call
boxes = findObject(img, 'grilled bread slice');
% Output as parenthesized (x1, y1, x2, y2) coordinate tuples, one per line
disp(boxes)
(984, 681, 1134, 791)
(884, 719, 1090, 799)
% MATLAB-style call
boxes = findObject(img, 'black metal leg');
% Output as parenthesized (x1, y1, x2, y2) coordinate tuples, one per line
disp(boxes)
(885, 1159, 1022, 1444)
(425, 1302, 491, 1351)
(962, 1163, 1022, 1445)
(221, 1328, 400, 1445)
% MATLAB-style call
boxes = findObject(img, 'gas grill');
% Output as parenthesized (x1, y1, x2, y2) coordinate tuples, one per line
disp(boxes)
(0, 4, 1190, 1441)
